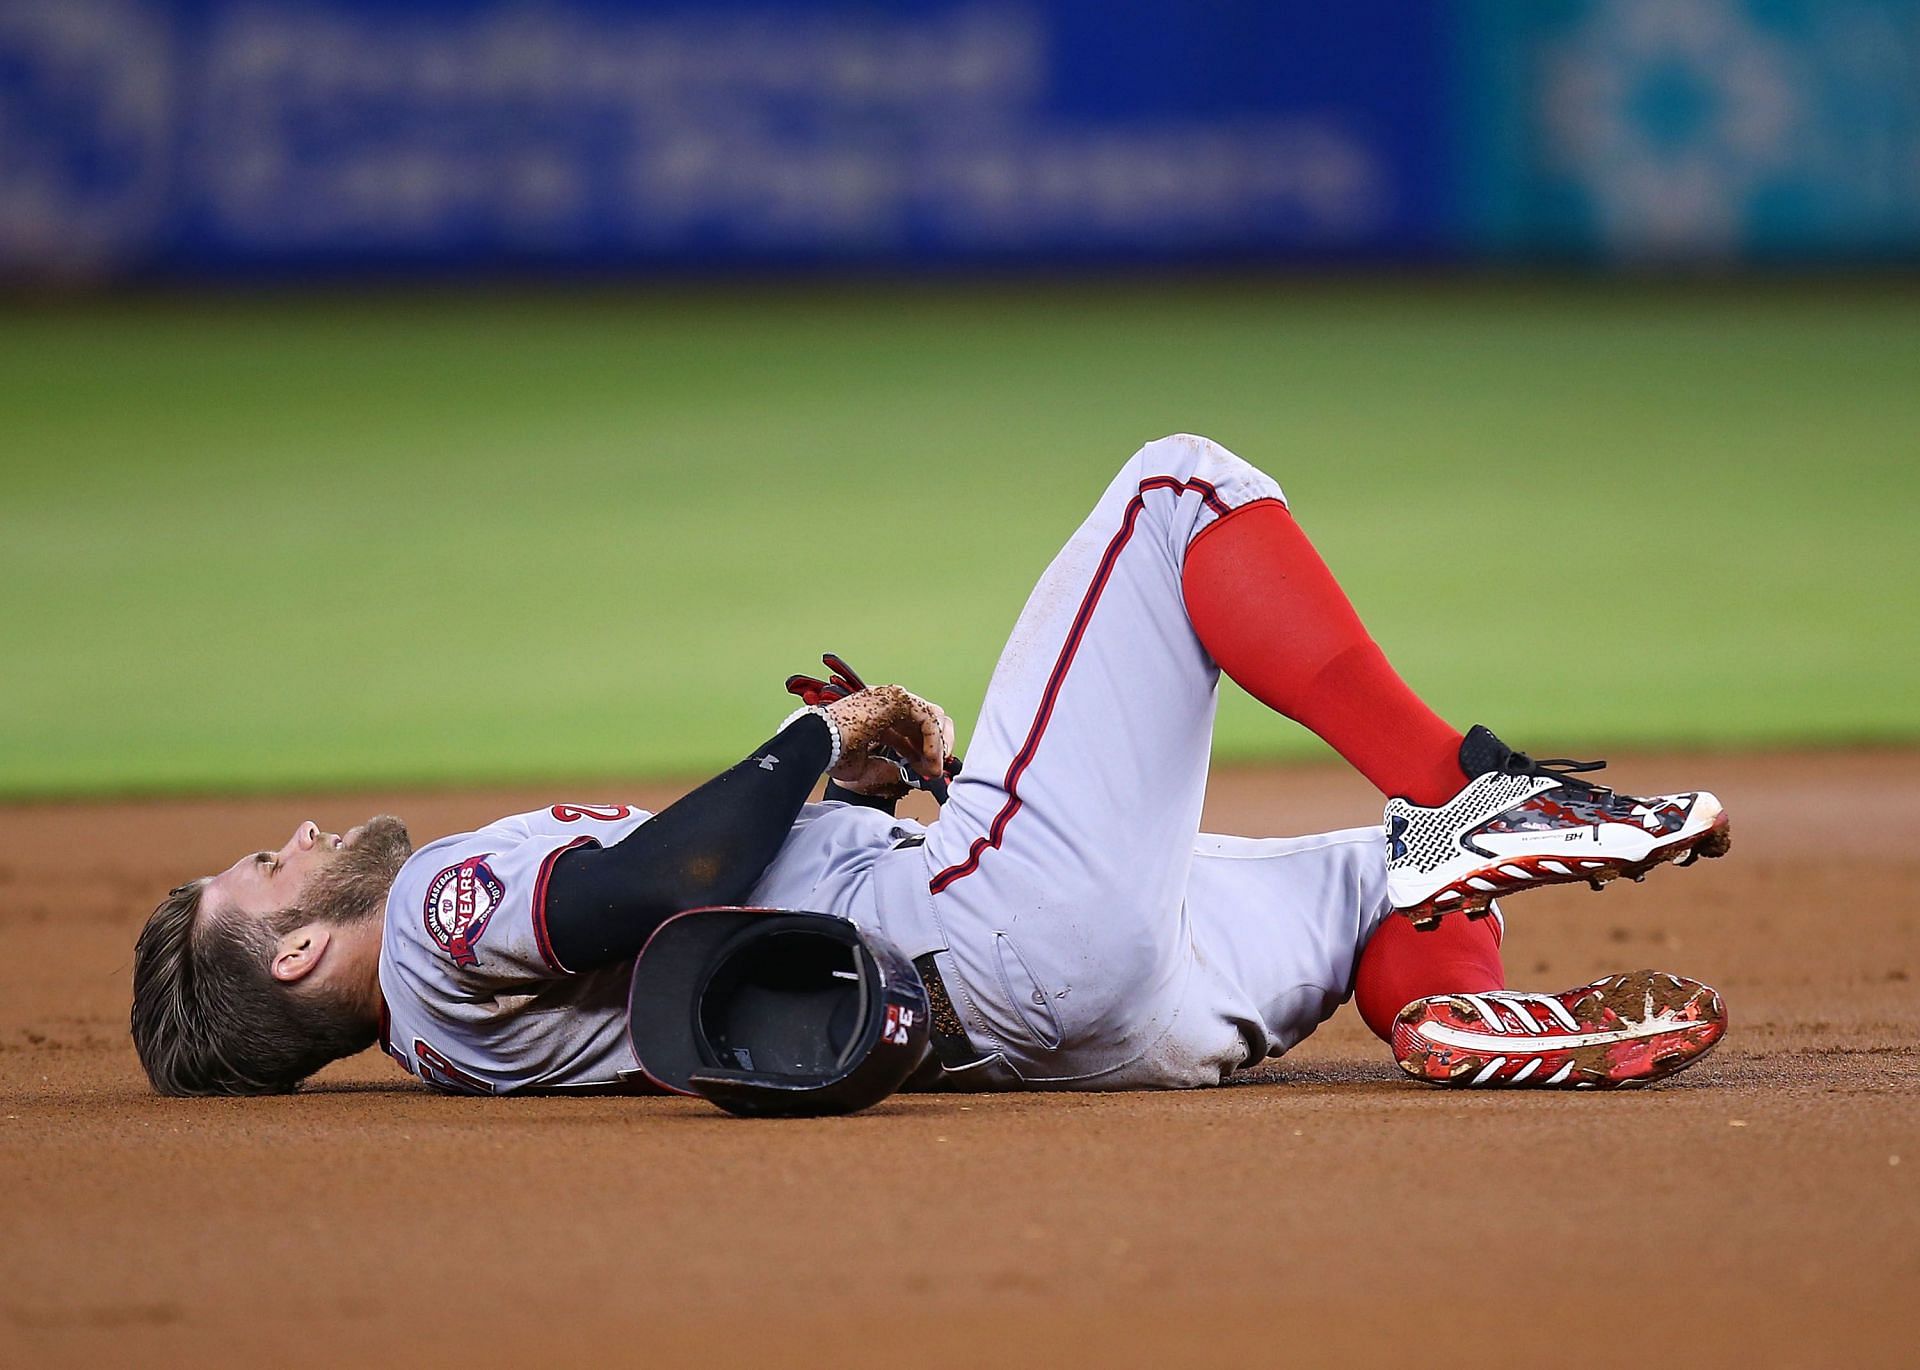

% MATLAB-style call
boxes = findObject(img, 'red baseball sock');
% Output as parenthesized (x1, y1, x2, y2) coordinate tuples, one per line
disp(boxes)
(1181, 500, 1467, 805)
(1354, 912, 1505, 1042)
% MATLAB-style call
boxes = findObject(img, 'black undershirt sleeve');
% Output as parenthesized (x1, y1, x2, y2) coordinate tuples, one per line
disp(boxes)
(822, 779, 900, 816)
(541, 715, 833, 974)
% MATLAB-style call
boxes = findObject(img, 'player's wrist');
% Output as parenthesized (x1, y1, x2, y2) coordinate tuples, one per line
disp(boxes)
(780, 704, 842, 771)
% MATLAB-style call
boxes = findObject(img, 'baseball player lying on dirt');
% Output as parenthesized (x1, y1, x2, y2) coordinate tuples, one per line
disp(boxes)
(133, 435, 1731, 1110)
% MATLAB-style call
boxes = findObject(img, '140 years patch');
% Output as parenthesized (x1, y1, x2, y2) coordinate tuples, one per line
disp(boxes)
(423, 854, 505, 967)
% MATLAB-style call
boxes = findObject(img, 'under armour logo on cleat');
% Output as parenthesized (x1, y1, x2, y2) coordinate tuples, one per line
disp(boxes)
(1387, 814, 1410, 861)
(757, 754, 779, 771)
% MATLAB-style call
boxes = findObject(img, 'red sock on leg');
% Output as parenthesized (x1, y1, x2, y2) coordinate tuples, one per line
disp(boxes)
(1181, 500, 1467, 805)
(1354, 912, 1505, 1042)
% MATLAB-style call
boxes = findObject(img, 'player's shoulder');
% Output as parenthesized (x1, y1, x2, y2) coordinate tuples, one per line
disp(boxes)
(382, 803, 653, 975)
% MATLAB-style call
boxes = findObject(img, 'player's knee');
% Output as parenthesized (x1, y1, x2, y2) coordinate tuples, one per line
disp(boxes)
(1132, 432, 1231, 481)
(1131, 433, 1279, 501)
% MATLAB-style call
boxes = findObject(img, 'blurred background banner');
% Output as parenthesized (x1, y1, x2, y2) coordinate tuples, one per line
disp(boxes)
(7, 0, 1919, 282)
(0, 0, 1450, 280)
(1460, 0, 1920, 263)
(3, 1, 1917, 797)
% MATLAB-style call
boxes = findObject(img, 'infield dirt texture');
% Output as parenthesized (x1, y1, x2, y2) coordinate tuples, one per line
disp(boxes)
(3, 280, 1916, 1365)
(4, 751, 1916, 1367)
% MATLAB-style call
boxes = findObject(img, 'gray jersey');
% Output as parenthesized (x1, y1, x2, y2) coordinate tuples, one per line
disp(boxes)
(377, 800, 925, 1094)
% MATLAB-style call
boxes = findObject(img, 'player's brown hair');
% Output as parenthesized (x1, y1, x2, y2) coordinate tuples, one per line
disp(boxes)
(130, 880, 376, 1096)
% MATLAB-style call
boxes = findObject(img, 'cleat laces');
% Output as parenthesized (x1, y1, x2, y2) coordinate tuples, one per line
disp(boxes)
(1493, 748, 1611, 795)
(1460, 725, 1613, 796)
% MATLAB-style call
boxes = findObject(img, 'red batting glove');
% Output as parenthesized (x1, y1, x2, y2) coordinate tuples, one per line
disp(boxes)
(785, 652, 869, 707)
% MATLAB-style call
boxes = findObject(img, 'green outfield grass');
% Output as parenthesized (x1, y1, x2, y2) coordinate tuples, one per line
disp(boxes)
(2, 278, 1915, 798)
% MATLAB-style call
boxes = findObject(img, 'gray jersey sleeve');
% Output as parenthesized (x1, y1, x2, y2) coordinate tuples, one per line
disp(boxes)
(373, 799, 918, 1095)
(398, 803, 652, 984)
(377, 804, 660, 1095)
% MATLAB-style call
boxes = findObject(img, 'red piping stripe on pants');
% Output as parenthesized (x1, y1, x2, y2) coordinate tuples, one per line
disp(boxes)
(929, 475, 1231, 895)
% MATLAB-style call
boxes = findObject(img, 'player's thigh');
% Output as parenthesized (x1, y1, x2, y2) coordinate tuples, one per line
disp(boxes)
(927, 433, 1281, 900)
(1181, 828, 1394, 1051)
(1034, 833, 1394, 1090)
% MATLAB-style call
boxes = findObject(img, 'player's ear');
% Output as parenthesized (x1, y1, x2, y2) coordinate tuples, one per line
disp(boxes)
(270, 926, 332, 984)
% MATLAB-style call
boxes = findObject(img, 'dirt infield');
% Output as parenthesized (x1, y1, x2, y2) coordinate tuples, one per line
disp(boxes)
(3, 750, 1915, 1368)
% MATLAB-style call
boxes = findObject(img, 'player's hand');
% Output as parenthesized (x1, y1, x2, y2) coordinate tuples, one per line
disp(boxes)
(824, 685, 953, 790)
(788, 654, 961, 800)
(825, 744, 916, 801)
(785, 653, 870, 710)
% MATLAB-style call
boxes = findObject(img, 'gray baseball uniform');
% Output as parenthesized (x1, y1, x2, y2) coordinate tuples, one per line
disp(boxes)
(378, 799, 923, 1093)
(378, 436, 1393, 1094)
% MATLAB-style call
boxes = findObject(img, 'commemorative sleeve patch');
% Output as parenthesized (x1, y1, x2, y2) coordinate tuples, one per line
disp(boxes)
(423, 854, 506, 967)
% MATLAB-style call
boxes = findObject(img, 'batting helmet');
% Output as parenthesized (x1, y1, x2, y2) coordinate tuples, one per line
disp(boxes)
(626, 907, 932, 1117)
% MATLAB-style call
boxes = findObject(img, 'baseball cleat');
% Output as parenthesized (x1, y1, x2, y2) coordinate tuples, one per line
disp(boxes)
(1384, 725, 1730, 929)
(1392, 970, 1727, 1089)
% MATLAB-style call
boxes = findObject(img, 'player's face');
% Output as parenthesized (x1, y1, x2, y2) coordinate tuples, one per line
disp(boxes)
(203, 818, 400, 924)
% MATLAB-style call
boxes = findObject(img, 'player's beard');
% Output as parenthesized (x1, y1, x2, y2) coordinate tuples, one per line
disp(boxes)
(297, 815, 413, 929)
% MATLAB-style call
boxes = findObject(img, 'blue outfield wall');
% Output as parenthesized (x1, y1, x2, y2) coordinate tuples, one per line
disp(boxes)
(1, 0, 1916, 280)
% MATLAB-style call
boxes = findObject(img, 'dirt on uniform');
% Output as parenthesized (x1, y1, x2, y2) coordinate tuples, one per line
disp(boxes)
(2, 750, 1915, 1368)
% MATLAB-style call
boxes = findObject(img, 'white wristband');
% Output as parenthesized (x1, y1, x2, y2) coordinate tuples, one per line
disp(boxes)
(780, 704, 842, 771)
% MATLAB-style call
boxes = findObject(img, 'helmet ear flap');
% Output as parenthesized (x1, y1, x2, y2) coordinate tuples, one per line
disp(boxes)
(627, 908, 932, 1118)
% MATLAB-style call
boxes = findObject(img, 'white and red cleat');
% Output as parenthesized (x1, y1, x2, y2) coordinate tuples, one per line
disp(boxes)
(1385, 725, 1730, 929)
(1392, 970, 1727, 1090)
